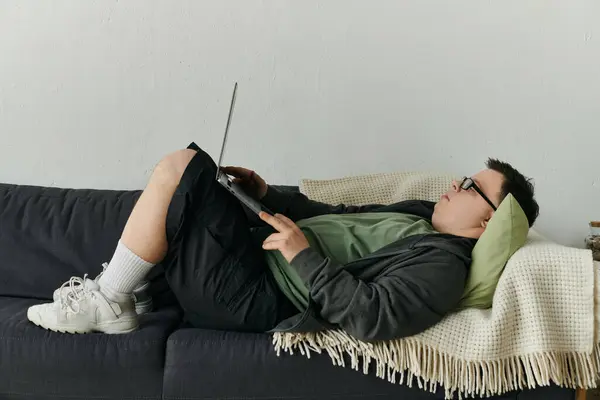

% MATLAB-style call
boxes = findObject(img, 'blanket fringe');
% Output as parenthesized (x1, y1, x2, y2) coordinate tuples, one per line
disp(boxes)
(272, 331, 600, 399)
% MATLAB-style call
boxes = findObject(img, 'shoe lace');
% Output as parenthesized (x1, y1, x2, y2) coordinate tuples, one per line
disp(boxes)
(58, 274, 95, 315)
(98, 262, 108, 282)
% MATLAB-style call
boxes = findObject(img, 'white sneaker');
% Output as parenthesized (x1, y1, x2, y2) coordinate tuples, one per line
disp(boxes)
(28, 275, 139, 334)
(132, 281, 154, 315)
(52, 263, 153, 315)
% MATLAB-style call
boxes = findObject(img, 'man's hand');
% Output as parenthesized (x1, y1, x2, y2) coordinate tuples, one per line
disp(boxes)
(220, 166, 268, 200)
(259, 212, 310, 263)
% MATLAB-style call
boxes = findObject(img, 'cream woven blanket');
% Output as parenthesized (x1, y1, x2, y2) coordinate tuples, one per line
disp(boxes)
(272, 171, 599, 398)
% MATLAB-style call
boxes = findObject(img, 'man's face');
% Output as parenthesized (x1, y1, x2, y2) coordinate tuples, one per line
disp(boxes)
(432, 169, 504, 238)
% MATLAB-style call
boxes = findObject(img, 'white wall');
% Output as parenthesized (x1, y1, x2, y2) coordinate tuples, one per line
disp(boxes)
(1, 1, 599, 247)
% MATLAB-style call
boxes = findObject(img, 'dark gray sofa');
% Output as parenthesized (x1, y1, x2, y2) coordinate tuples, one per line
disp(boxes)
(0, 182, 575, 400)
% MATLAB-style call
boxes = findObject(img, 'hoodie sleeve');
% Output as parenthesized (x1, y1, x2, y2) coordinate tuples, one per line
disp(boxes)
(289, 247, 468, 342)
(260, 185, 384, 222)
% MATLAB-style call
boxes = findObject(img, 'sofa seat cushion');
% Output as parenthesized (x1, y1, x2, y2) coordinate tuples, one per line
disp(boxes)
(164, 328, 446, 400)
(0, 296, 182, 400)
(163, 328, 576, 400)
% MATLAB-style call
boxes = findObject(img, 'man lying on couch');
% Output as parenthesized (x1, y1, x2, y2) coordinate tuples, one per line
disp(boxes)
(27, 142, 539, 341)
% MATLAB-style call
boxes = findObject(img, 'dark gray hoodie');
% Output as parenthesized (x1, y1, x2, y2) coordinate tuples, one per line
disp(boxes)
(249, 186, 476, 342)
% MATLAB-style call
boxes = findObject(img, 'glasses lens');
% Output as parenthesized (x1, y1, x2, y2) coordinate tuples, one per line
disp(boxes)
(461, 177, 473, 190)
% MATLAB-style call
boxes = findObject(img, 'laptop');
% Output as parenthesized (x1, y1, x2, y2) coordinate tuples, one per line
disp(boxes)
(216, 83, 274, 216)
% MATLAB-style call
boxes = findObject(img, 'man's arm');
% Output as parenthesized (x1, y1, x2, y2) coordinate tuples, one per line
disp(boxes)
(261, 185, 385, 221)
(290, 247, 467, 342)
(220, 166, 385, 222)
(258, 211, 466, 341)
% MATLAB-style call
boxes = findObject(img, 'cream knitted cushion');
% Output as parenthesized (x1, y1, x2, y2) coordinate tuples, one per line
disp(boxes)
(278, 171, 599, 398)
(299, 171, 456, 206)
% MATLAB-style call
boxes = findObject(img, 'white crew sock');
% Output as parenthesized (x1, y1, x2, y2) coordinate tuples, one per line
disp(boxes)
(98, 240, 155, 302)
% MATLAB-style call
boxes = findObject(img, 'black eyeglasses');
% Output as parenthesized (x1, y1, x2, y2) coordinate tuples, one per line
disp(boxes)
(460, 177, 497, 211)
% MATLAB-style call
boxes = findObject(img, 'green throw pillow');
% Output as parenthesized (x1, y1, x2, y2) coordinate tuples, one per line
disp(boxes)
(458, 194, 529, 309)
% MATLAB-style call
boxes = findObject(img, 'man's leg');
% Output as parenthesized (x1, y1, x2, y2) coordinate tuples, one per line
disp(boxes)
(122, 149, 198, 262)
(97, 149, 197, 300)
(27, 148, 198, 334)
(157, 143, 296, 332)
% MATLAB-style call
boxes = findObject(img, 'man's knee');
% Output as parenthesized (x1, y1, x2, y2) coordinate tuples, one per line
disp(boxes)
(152, 148, 197, 186)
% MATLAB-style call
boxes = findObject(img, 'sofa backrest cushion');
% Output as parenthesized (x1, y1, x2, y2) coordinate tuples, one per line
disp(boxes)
(0, 183, 141, 299)
(0, 183, 299, 300)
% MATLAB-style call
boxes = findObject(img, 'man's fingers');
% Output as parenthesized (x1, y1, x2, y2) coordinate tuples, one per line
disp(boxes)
(221, 166, 245, 173)
(275, 213, 296, 228)
(259, 212, 288, 231)
(262, 240, 286, 250)
(221, 166, 251, 178)
(263, 233, 285, 243)
(259, 212, 298, 232)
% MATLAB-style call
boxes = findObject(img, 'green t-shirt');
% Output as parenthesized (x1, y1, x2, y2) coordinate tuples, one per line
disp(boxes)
(265, 212, 438, 311)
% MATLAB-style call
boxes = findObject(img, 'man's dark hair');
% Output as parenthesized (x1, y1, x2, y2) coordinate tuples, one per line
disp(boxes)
(486, 158, 539, 227)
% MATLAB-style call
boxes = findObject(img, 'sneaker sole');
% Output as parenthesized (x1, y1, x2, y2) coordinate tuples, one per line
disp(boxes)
(27, 308, 138, 334)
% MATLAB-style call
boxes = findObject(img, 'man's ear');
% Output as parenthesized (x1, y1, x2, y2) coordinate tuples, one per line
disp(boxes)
(481, 211, 494, 228)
